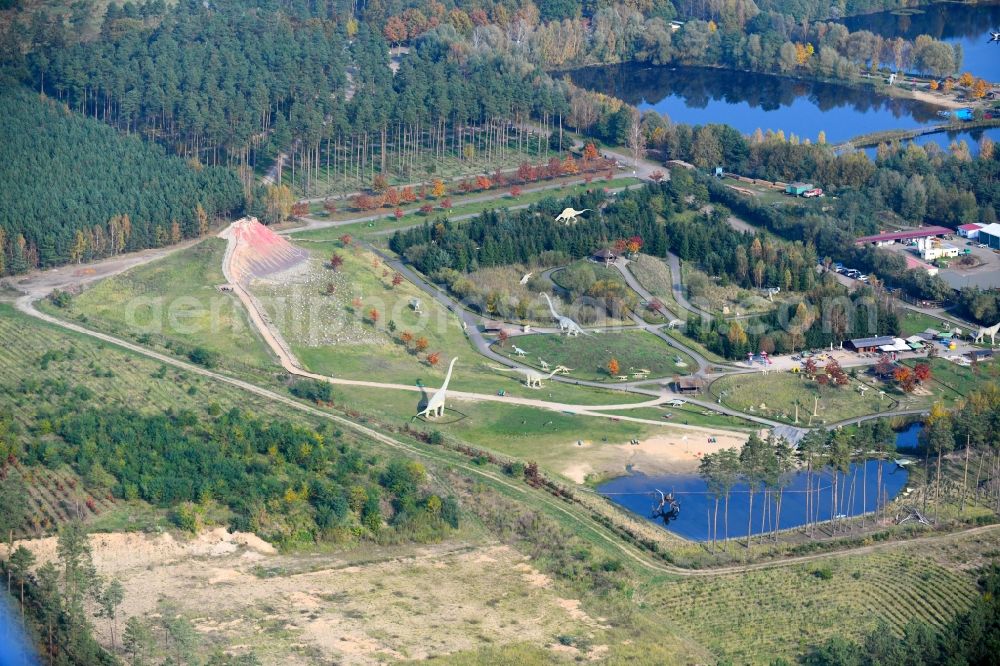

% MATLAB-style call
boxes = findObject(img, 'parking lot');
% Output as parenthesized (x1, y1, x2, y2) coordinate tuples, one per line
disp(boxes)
(877, 238, 1000, 290)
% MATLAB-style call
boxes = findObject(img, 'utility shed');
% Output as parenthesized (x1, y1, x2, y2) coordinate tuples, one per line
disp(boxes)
(785, 182, 813, 196)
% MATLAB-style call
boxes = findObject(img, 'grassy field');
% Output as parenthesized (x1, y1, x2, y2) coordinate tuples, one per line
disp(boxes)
(594, 404, 760, 430)
(898, 310, 959, 337)
(55, 238, 275, 375)
(491, 330, 696, 382)
(709, 370, 904, 425)
(899, 356, 1000, 402)
(295, 177, 640, 240)
(684, 265, 781, 317)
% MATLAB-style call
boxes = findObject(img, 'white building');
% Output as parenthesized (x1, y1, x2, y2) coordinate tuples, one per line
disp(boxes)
(916, 237, 960, 261)
(958, 223, 982, 239)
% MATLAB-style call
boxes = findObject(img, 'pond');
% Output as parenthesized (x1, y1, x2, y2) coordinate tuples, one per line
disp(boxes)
(597, 459, 908, 541)
(895, 421, 924, 450)
(566, 64, 944, 144)
(843, 2, 1000, 82)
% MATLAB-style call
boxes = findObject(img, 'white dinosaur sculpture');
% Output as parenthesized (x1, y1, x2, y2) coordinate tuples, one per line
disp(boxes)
(554, 207, 591, 224)
(554, 365, 572, 374)
(520, 272, 533, 285)
(492, 365, 560, 388)
(417, 358, 457, 419)
(538, 358, 550, 370)
(540, 293, 586, 336)
(974, 321, 1000, 346)
(512, 345, 528, 357)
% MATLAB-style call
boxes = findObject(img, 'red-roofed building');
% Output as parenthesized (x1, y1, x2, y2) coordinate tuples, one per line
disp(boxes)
(958, 223, 982, 239)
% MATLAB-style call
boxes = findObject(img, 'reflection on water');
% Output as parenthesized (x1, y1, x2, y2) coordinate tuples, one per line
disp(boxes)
(895, 422, 924, 450)
(843, 2, 1000, 81)
(567, 64, 943, 143)
(597, 460, 908, 541)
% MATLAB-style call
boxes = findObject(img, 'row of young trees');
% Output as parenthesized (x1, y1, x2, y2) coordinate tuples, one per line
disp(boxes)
(804, 563, 1000, 666)
(0, 86, 243, 275)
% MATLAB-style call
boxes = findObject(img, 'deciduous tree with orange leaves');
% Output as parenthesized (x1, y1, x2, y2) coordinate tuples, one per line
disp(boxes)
(391, 273, 403, 287)
(400, 331, 413, 346)
(368, 308, 380, 324)
(426, 352, 440, 366)
(607, 358, 620, 376)
(582, 143, 599, 161)
(431, 179, 446, 198)
(414, 337, 429, 352)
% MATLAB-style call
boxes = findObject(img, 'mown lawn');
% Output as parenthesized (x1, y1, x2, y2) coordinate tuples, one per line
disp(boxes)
(55, 238, 275, 374)
(709, 370, 904, 425)
(491, 330, 696, 382)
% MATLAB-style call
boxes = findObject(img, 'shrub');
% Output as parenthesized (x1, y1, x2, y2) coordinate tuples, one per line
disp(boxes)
(187, 346, 220, 368)
(289, 379, 333, 403)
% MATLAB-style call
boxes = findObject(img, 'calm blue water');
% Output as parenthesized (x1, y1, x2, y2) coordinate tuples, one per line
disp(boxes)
(862, 125, 1000, 158)
(895, 422, 924, 451)
(597, 460, 908, 541)
(568, 65, 942, 144)
(844, 2, 1000, 82)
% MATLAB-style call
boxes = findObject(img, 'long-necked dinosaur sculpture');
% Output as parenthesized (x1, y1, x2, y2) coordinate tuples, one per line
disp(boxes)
(417, 357, 457, 418)
(490, 364, 562, 388)
(540, 293, 586, 336)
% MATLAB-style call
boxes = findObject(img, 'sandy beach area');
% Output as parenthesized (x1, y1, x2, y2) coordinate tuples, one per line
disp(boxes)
(560, 427, 756, 483)
(899, 87, 969, 110)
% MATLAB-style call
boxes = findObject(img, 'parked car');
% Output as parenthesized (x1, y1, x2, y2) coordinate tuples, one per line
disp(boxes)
(858, 275, 869, 282)
(978, 243, 988, 248)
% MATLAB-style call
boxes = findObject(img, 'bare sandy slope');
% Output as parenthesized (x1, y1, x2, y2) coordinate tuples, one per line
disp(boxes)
(6, 529, 601, 664)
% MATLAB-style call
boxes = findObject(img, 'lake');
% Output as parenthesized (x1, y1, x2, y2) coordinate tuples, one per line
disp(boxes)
(597, 459, 908, 541)
(843, 2, 1000, 82)
(566, 64, 944, 144)
(862, 125, 1000, 157)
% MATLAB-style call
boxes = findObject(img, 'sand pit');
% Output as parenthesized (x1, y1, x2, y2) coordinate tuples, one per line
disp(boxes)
(221, 217, 308, 285)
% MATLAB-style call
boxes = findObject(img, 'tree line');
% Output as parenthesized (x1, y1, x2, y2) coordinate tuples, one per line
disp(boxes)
(0, 86, 243, 275)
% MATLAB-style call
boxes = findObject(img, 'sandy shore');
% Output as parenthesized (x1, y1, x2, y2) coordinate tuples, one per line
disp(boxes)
(898, 87, 969, 110)
(561, 427, 755, 483)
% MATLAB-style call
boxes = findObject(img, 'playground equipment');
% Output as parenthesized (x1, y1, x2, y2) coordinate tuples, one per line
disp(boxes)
(416, 358, 457, 419)
(540, 293, 586, 336)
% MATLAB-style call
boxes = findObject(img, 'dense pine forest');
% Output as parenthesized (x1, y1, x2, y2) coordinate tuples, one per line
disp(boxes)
(0, 87, 243, 274)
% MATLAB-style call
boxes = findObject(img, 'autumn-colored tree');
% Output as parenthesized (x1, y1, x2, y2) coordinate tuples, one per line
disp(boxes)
(195, 203, 209, 236)
(372, 173, 389, 193)
(517, 162, 536, 182)
(339, 234, 352, 247)
(647, 298, 663, 312)
(394, 207, 404, 220)
(400, 186, 416, 203)
(291, 201, 309, 217)
(825, 359, 849, 386)
(626, 235, 643, 255)
(353, 194, 378, 211)
(561, 155, 579, 175)
(385, 187, 401, 206)
(607, 358, 620, 376)
(972, 78, 988, 99)
(914, 363, 932, 382)
(649, 170, 665, 182)
(368, 308, 380, 324)
(614, 238, 628, 253)
(929, 79, 940, 91)
(959, 72, 974, 87)
(582, 142, 599, 161)
(942, 79, 954, 93)
(329, 253, 344, 271)
(803, 357, 818, 378)
(894, 366, 916, 393)
(391, 273, 403, 287)
(400, 331, 413, 346)
(431, 179, 446, 198)
(420, 203, 434, 215)
(497, 330, 509, 347)
(475, 174, 491, 190)
(459, 179, 474, 193)
(510, 186, 522, 198)
(426, 351, 441, 366)
(440, 198, 452, 210)
(414, 337, 429, 352)
(383, 16, 408, 45)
